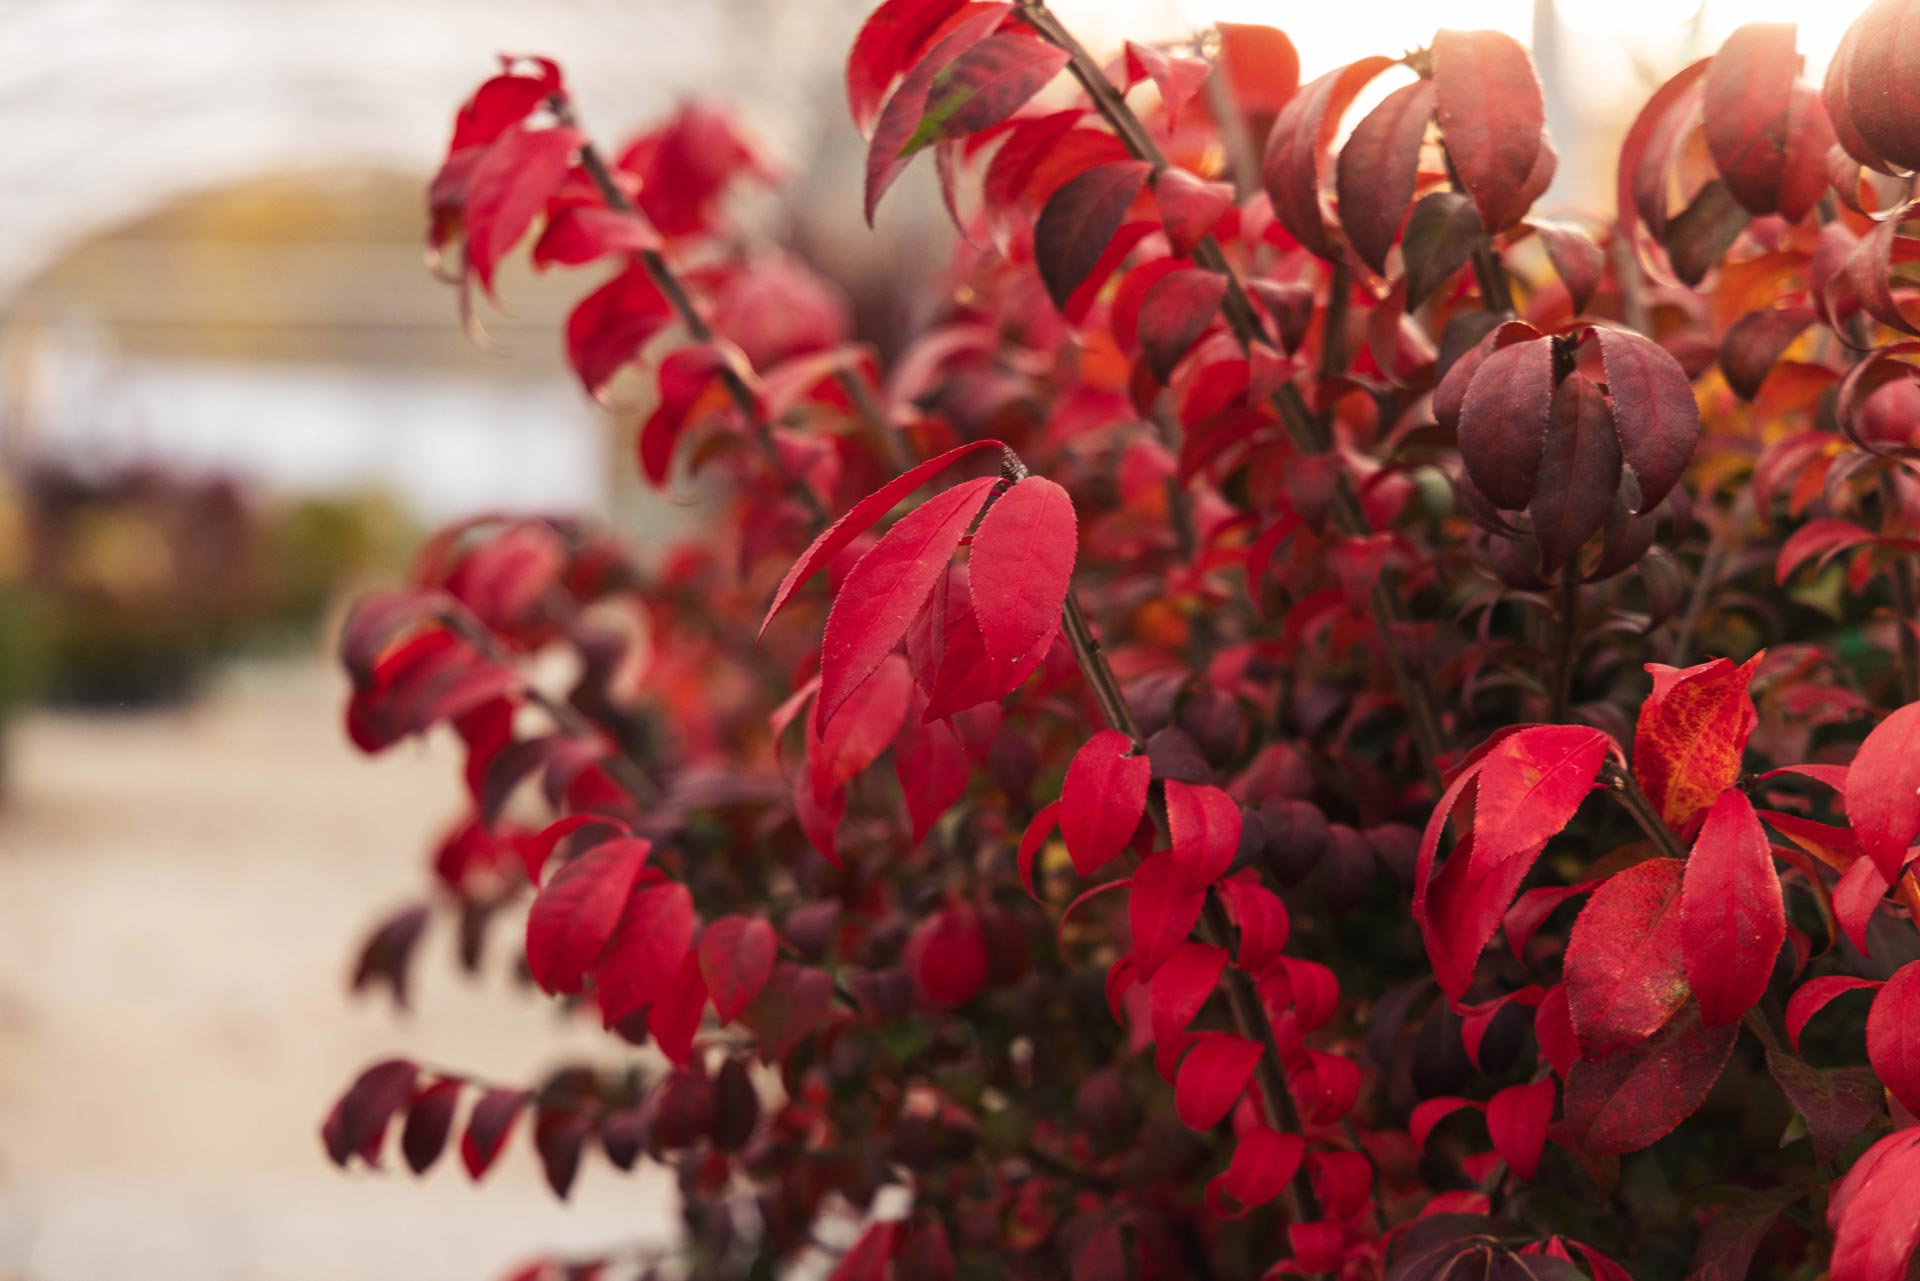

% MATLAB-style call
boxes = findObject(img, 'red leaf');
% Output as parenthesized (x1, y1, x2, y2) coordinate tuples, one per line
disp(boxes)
(896, 715, 971, 843)
(1216, 23, 1299, 114)
(1175, 1031, 1263, 1129)
(699, 915, 778, 1023)
(591, 879, 696, 1025)
(637, 343, 754, 486)
(1019, 800, 1062, 903)
(1166, 780, 1242, 892)
(1538, 984, 1578, 1077)
(1295, 1050, 1361, 1124)
(322, 1059, 418, 1167)
(1533, 220, 1606, 314)
(1218, 874, 1290, 977)
(1411, 1096, 1484, 1149)
(1154, 169, 1233, 258)
(1594, 326, 1701, 512)
(1060, 730, 1149, 877)
(1845, 701, 1920, 883)
(1150, 941, 1227, 1079)
(1565, 858, 1690, 1059)
(1633, 654, 1762, 833)
(1431, 30, 1546, 233)
(401, 1077, 462, 1175)
(1564, 1001, 1737, 1155)
(1457, 336, 1554, 510)
(1130, 849, 1206, 980)
(1829, 1127, 1920, 1281)
(460, 1086, 531, 1179)
(927, 33, 1070, 141)
(741, 963, 835, 1058)
(1475, 727, 1612, 863)
(1787, 974, 1883, 1050)
(1335, 79, 1434, 274)
(1825, 0, 1920, 175)
(1403, 191, 1484, 308)
(1034, 160, 1154, 309)
(1765, 1049, 1885, 1165)
(1530, 372, 1623, 575)
(761, 440, 1003, 640)
(649, 949, 708, 1066)
(831, 1222, 900, 1281)
(1779, 89, 1838, 223)
(531, 204, 658, 268)
(1138, 267, 1229, 382)
(818, 475, 999, 729)
(810, 653, 913, 795)
(1505, 882, 1595, 962)
(847, 0, 973, 136)
(1416, 761, 1544, 998)
(865, 6, 1012, 223)
(464, 125, 582, 293)
(1124, 41, 1211, 124)
(1487, 1079, 1555, 1180)
(969, 475, 1077, 670)
(1682, 788, 1785, 1026)
(524, 837, 653, 995)
(1833, 856, 1890, 954)
(533, 1109, 590, 1200)
(1721, 307, 1817, 401)
(1702, 25, 1800, 215)
(1207, 1125, 1306, 1214)
(564, 263, 674, 400)
(448, 68, 559, 154)
(1416, 728, 1608, 998)
(1460, 987, 1545, 1070)
(1867, 961, 1920, 1116)
(1261, 56, 1394, 260)
(906, 899, 990, 1006)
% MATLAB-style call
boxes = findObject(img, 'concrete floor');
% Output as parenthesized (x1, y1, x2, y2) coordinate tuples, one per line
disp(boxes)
(0, 657, 676, 1280)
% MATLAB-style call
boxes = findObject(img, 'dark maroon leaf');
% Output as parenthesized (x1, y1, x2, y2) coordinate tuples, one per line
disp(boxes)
(1595, 325, 1701, 511)
(1034, 161, 1154, 309)
(1335, 80, 1434, 274)
(402, 1077, 463, 1175)
(1529, 372, 1622, 575)
(1402, 191, 1483, 308)
(1457, 336, 1554, 509)
(1720, 307, 1816, 400)
(1564, 1002, 1737, 1155)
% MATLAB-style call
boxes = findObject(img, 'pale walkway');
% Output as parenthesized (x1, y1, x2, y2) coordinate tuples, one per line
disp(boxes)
(0, 657, 675, 1281)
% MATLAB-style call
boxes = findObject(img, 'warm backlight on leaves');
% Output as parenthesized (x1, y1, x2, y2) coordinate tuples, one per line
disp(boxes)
(325, 2, 1920, 1279)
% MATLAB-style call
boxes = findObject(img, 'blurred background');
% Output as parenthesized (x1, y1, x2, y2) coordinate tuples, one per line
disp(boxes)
(0, 0, 1878, 1277)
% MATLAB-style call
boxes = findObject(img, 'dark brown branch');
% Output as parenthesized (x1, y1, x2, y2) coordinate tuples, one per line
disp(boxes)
(1020, 0, 1449, 793)
(1600, 758, 1687, 861)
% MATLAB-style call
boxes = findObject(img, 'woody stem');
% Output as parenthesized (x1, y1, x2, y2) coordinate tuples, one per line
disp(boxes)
(550, 94, 830, 525)
(1020, 0, 1448, 793)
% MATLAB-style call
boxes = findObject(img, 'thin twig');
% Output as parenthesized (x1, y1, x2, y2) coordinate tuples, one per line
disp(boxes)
(550, 94, 830, 525)
(1021, 0, 1450, 793)
(1600, 759, 1687, 860)
(439, 607, 661, 803)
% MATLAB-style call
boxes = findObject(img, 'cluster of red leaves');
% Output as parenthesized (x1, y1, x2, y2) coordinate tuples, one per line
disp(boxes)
(323, 2, 1920, 1278)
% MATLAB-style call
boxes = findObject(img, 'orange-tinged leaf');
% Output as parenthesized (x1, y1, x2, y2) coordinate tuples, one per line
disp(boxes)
(1632, 654, 1762, 832)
